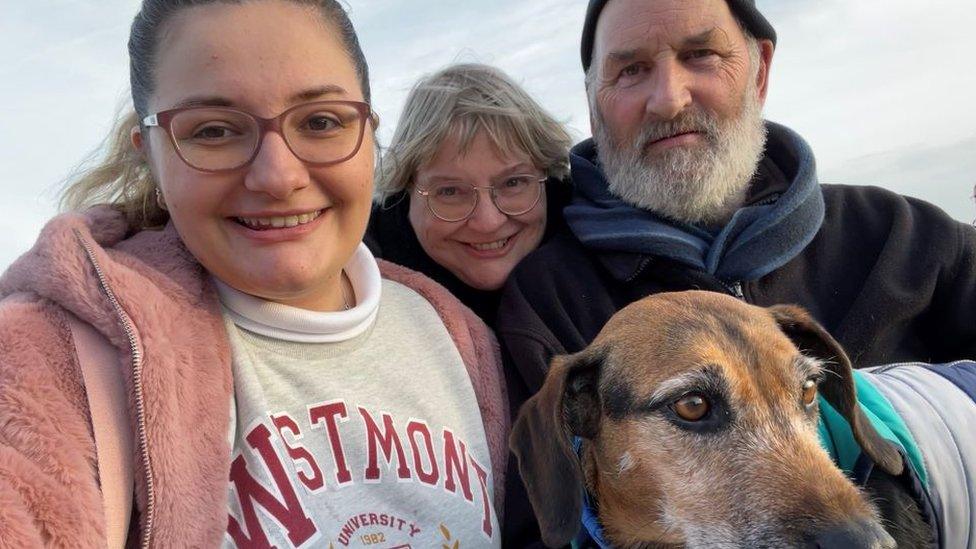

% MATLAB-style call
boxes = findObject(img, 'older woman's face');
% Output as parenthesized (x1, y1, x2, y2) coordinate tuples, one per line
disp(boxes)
(408, 131, 547, 291)
(136, 0, 374, 311)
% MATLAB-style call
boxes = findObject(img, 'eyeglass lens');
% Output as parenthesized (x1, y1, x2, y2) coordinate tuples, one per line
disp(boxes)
(168, 103, 366, 171)
(426, 176, 543, 221)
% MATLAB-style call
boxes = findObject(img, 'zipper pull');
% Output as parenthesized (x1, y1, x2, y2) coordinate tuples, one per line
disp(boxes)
(729, 282, 745, 300)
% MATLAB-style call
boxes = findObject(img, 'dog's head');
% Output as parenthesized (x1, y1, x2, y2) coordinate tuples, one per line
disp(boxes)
(511, 291, 903, 548)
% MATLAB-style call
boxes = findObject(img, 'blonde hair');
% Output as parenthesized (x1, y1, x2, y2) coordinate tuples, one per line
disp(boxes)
(375, 63, 572, 203)
(60, 106, 168, 229)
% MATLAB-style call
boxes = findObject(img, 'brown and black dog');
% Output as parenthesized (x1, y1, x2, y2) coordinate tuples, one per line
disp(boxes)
(511, 291, 930, 549)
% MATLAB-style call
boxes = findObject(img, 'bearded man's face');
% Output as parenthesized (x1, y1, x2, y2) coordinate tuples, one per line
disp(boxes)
(588, 0, 772, 226)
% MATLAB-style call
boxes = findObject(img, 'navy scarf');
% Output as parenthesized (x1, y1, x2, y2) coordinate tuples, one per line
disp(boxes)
(565, 123, 825, 283)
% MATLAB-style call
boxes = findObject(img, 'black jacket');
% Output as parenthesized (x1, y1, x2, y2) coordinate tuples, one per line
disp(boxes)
(497, 126, 976, 546)
(499, 130, 976, 392)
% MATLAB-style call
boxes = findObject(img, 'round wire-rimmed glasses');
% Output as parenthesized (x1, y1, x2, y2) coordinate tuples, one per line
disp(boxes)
(141, 100, 375, 173)
(414, 175, 547, 222)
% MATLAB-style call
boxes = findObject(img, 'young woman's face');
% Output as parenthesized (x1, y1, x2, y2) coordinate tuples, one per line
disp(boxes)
(137, 0, 374, 311)
(408, 131, 548, 291)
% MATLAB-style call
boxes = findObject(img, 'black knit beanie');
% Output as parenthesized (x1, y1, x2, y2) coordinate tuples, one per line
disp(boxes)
(581, 0, 777, 71)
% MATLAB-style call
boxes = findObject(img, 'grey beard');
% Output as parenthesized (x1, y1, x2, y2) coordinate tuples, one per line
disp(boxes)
(594, 84, 768, 227)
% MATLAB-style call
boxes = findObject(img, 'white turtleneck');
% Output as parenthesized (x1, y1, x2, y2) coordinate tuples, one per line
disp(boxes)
(213, 243, 382, 343)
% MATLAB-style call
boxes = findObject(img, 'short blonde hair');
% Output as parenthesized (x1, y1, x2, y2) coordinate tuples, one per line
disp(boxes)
(375, 63, 572, 202)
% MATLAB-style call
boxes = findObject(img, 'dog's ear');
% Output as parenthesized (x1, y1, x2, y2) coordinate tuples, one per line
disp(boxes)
(768, 305, 904, 476)
(509, 346, 606, 548)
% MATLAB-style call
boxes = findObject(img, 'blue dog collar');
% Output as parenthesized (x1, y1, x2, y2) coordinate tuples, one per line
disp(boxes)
(572, 437, 612, 549)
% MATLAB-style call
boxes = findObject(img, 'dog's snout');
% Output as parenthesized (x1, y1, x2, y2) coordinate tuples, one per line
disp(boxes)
(804, 520, 896, 549)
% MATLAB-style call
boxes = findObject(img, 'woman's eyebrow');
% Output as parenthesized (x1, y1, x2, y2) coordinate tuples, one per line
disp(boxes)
(289, 84, 349, 103)
(497, 163, 537, 175)
(421, 163, 537, 183)
(172, 95, 234, 109)
(170, 85, 349, 110)
(421, 174, 464, 183)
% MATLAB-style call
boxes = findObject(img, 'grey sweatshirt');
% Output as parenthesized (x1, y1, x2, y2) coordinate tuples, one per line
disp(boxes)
(218, 246, 500, 548)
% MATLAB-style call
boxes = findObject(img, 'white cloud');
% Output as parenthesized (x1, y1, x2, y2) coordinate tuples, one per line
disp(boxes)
(762, 0, 976, 162)
(0, 1, 133, 269)
(351, 0, 588, 145)
(1, 0, 974, 270)
(821, 136, 976, 224)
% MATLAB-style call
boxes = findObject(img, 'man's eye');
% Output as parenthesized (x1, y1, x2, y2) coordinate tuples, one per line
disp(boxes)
(686, 49, 718, 60)
(620, 64, 643, 77)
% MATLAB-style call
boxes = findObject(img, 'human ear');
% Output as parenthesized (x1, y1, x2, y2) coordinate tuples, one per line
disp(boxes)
(755, 39, 775, 104)
(131, 125, 145, 153)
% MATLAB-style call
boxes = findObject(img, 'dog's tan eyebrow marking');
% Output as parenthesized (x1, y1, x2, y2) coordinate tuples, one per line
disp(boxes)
(648, 367, 724, 407)
(794, 355, 825, 378)
(604, 366, 727, 419)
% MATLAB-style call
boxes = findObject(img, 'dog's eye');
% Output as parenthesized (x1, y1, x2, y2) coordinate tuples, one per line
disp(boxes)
(672, 393, 710, 421)
(801, 379, 818, 407)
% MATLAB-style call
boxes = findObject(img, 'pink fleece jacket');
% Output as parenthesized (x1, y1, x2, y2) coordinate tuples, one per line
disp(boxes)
(0, 206, 509, 548)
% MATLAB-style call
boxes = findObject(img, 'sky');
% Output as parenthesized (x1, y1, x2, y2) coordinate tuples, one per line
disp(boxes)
(1, 0, 975, 270)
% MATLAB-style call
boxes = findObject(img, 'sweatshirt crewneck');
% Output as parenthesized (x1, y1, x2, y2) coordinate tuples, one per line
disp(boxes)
(213, 243, 381, 343)
(215, 246, 500, 548)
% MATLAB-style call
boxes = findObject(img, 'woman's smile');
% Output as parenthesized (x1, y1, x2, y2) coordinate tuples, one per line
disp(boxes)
(461, 232, 519, 258)
(234, 209, 325, 230)
(228, 207, 331, 243)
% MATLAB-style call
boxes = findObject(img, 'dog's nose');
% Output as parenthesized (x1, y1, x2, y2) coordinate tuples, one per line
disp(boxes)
(805, 521, 896, 549)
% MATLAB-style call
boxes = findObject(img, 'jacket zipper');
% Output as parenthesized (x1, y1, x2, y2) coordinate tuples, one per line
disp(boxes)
(629, 256, 746, 301)
(726, 281, 745, 300)
(74, 230, 156, 549)
(625, 256, 654, 283)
